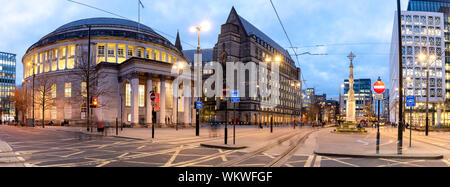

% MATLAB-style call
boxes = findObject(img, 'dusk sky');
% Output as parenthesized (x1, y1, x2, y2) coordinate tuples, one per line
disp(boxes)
(0, 0, 410, 99)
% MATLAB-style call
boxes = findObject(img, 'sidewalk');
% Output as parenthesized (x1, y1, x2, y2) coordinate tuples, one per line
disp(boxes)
(311, 127, 447, 159)
(0, 140, 25, 167)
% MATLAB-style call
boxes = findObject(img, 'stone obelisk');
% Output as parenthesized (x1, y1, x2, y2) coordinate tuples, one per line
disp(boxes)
(346, 52, 356, 122)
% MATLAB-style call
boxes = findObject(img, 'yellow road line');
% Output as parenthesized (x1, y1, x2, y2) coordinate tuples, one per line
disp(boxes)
(96, 161, 111, 167)
(304, 155, 314, 167)
(323, 156, 360, 167)
(61, 151, 85, 158)
(377, 158, 425, 167)
(313, 156, 322, 167)
(218, 149, 228, 162)
(163, 145, 184, 167)
(117, 153, 129, 158)
(137, 145, 146, 150)
(441, 159, 450, 166)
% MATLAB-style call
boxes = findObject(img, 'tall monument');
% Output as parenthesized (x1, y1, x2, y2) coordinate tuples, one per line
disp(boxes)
(346, 52, 356, 122)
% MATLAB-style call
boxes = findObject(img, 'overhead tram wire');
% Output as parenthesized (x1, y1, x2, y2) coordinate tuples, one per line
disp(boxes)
(269, 0, 308, 88)
(66, 0, 196, 49)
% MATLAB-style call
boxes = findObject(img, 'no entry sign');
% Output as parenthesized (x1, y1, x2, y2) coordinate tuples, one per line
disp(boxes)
(373, 80, 386, 94)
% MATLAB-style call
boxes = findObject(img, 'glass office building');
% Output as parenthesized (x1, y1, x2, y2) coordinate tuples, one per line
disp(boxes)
(0, 52, 16, 122)
(407, 0, 450, 125)
(408, 0, 450, 12)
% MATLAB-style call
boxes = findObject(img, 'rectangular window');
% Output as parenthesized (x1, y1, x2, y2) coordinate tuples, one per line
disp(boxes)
(65, 82, 72, 98)
(125, 83, 131, 107)
(51, 84, 56, 99)
(81, 82, 87, 98)
(98, 45, 105, 56)
(51, 106, 57, 120)
(118, 48, 124, 57)
(139, 85, 145, 107)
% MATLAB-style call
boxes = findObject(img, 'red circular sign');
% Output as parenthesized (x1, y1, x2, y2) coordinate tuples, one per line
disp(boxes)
(150, 93, 156, 101)
(373, 81, 386, 94)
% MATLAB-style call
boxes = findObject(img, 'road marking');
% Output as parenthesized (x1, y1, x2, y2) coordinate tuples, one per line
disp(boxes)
(441, 159, 450, 166)
(137, 145, 146, 150)
(61, 151, 85, 158)
(17, 157, 25, 162)
(356, 140, 369, 146)
(324, 156, 359, 167)
(171, 150, 236, 167)
(285, 163, 294, 167)
(313, 156, 322, 167)
(218, 149, 228, 162)
(164, 145, 184, 167)
(117, 153, 129, 158)
(378, 158, 424, 167)
(304, 155, 314, 167)
(263, 153, 275, 159)
(96, 161, 111, 167)
(24, 163, 35, 167)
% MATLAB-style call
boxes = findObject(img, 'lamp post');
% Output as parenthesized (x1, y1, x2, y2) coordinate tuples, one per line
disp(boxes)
(396, 0, 404, 155)
(27, 60, 36, 127)
(190, 21, 211, 137)
(265, 56, 281, 133)
(419, 53, 436, 137)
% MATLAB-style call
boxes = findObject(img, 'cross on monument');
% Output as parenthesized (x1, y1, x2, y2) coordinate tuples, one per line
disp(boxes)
(347, 52, 356, 64)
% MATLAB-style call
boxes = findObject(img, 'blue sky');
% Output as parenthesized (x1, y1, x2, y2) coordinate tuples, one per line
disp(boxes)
(0, 0, 409, 99)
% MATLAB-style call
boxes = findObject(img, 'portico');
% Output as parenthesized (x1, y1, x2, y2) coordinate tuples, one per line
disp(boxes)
(98, 57, 193, 127)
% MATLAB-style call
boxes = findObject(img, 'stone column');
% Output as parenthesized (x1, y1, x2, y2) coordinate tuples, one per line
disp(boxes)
(117, 79, 124, 124)
(105, 44, 108, 63)
(184, 96, 190, 125)
(173, 82, 178, 126)
(159, 77, 166, 125)
(130, 74, 139, 125)
(146, 75, 153, 124)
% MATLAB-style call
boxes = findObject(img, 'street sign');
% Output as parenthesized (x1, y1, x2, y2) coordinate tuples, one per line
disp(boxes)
(150, 92, 156, 101)
(406, 96, 416, 107)
(231, 90, 240, 103)
(196, 101, 203, 109)
(374, 94, 384, 100)
(373, 80, 386, 94)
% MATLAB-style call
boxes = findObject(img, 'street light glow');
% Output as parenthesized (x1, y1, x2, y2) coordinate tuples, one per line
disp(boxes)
(419, 53, 426, 61)
(275, 56, 282, 62)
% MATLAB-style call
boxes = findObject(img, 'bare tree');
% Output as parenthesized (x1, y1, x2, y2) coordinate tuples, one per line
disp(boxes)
(73, 55, 112, 131)
(12, 87, 28, 125)
(34, 77, 55, 128)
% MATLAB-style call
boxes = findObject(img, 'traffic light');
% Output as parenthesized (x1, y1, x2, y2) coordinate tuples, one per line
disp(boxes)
(91, 97, 98, 108)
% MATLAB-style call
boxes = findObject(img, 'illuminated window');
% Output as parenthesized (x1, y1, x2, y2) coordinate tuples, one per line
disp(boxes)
(81, 82, 87, 98)
(64, 103, 72, 120)
(65, 82, 71, 98)
(51, 106, 57, 120)
(155, 50, 160, 61)
(98, 45, 105, 56)
(125, 83, 131, 106)
(139, 85, 145, 107)
(118, 48, 124, 57)
(51, 84, 56, 99)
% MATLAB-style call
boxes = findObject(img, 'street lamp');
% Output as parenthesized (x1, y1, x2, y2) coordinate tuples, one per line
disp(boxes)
(267, 56, 281, 133)
(190, 20, 211, 137)
(418, 53, 436, 137)
(27, 61, 36, 127)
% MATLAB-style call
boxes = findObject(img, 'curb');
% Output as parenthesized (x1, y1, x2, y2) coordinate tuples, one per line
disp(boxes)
(314, 151, 444, 160)
(200, 143, 247, 150)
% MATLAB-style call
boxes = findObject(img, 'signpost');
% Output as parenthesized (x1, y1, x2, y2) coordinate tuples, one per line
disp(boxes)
(373, 77, 385, 154)
(150, 92, 156, 139)
(231, 90, 239, 145)
(406, 95, 416, 147)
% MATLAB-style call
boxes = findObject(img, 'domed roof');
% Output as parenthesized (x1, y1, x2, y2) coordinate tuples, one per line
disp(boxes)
(26, 17, 181, 56)
(55, 17, 155, 33)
